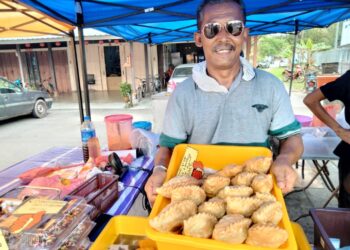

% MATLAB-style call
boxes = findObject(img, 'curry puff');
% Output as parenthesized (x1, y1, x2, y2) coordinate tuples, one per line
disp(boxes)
(183, 213, 217, 238)
(244, 156, 272, 174)
(149, 200, 197, 232)
(156, 176, 201, 198)
(254, 192, 276, 203)
(217, 185, 253, 199)
(226, 197, 263, 217)
(217, 164, 244, 178)
(202, 175, 230, 197)
(171, 185, 206, 205)
(231, 172, 257, 186)
(246, 223, 288, 248)
(251, 174, 273, 193)
(252, 201, 283, 225)
(198, 197, 226, 219)
(212, 214, 252, 244)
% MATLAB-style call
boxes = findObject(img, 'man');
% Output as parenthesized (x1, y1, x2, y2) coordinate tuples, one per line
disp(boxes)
(145, 0, 303, 205)
(304, 70, 350, 207)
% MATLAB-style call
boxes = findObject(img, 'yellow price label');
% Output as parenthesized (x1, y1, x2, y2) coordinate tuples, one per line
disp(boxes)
(0, 231, 9, 250)
(177, 146, 198, 176)
(13, 199, 67, 215)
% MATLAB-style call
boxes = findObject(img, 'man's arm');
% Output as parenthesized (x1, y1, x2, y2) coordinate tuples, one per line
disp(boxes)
(304, 88, 350, 144)
(271, 134, 303, 194)
(145, 147, 173, 205)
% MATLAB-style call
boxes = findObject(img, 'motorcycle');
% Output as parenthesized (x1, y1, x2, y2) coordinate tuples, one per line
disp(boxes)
(282, 66, 305, 83)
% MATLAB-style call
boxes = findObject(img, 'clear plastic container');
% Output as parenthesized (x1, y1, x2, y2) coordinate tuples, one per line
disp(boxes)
(19, 198, 94, 250)
(57, 216, 95, 250)
(3, 186, 61, 200)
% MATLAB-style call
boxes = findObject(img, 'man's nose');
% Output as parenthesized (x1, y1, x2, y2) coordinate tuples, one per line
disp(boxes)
(216, 25, 230, 40)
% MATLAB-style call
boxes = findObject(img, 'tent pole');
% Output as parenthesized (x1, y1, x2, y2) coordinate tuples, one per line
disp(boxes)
(77, 26, 91, 118)
(75, 0, 91, 118)
(289, 20, 299, 96)
(69, 31, 84, 123)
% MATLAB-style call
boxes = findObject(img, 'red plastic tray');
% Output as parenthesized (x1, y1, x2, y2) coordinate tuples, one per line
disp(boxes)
(69, 173, 118, 219)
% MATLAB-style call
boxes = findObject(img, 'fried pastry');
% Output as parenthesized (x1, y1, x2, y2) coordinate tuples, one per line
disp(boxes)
(212, 214, 251, 244)
(171, 185, 206, 205)
(217, 185, 253, 199)
(254, 192, 276, 202)
(251, 174, 273, 193)
(231, 172, 257, 186)
(217, 164, 244, 178)
(149, 200, 197, 232)
(246, 223, 288, 248)
(226, 197, 263, 217)
(198, 197, 226, 219)
(252, 201, 283, 225)
(202, 175, 230, 197)
(244, 156, 272, 174)
(156, 176, 201, 198)
(183, 213, 217, 238)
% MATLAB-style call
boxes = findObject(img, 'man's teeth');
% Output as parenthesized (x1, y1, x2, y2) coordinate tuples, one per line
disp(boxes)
(217, 49, 231, 53)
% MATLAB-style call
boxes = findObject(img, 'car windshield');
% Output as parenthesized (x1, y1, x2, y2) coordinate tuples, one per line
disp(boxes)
(172, 67, 193, 78)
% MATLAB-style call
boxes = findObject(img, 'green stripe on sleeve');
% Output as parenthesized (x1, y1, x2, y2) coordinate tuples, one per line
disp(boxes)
(216, 139, 270, 148)
(159, 133, 187, 148)
(268, 119, 301, 137)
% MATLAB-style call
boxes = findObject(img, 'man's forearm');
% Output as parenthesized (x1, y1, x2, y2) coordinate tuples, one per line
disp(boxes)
(276, 134, 304, 166)
(154, 146, 173, 167)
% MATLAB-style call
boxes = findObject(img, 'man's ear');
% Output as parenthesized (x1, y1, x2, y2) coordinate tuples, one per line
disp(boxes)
(194, 32, 202, 47)
(243, 27, 249, 43)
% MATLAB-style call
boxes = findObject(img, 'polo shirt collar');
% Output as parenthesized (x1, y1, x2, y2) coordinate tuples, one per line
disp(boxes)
(192, 57, 255, 93)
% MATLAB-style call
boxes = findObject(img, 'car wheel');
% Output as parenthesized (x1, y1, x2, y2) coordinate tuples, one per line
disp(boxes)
(32, 99, 48, 118)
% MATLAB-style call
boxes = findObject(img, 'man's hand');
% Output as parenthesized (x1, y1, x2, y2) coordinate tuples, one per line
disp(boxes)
(336, 127, 350, 145)
(271, 157, 298, 194)
(145, 168, 166, 206)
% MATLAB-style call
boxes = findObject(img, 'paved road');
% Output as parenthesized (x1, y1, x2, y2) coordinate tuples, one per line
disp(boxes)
(0, 91, 153, 170)
(0, 90, 310, 170)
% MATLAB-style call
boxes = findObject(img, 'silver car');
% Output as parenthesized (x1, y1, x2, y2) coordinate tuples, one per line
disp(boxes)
(169, 63, 195, 85)
(0, 77, 53, 121)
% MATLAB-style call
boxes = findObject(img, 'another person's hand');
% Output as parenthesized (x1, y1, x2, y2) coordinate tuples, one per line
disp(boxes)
(336, 127, 350, 145)
(271, 158, 298, 194)
(145, 168, 166, 206)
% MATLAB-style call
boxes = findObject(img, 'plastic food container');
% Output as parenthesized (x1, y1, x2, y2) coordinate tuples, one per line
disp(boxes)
(291, 222, 311, 250)
(20, 198, 94, 250)
(68, 173, 118, 219)
(91, 216, 156, 250)
(310, 208, 350, 250)
(105, 114, 133, 150)
(57, 216, 95, 250)
(3, 186, 61, 200)
(146, 144, 298, 250)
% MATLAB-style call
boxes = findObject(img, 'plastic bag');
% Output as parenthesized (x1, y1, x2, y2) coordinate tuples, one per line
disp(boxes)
(129, 128, 160, 157)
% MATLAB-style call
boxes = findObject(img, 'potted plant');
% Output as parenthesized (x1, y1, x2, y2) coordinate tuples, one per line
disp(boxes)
(120, 82, 133, 107)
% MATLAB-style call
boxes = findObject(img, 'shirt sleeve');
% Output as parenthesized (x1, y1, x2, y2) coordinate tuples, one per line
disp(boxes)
(320, 70, 350, 104)
(159, 87, 188, 148)
(268, 81, 301, 139)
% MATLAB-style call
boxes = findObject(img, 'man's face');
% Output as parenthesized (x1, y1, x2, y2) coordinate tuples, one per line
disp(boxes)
(194, 2, 247, 71)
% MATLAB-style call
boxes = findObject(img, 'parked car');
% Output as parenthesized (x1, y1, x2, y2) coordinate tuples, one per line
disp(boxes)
(0, 77, 53, 121)
(167, 63, 195, 92)
(257, 61, 270, 68)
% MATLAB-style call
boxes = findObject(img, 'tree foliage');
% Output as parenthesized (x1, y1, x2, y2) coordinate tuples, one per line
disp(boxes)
(257, 23, 338, 63)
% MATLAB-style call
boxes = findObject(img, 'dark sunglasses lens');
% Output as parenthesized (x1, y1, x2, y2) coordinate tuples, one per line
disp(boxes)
(227, 22, 243, 36)
(204, 23, 221, 39)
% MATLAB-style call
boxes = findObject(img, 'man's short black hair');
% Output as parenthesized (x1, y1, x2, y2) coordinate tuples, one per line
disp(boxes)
(196, 0, 246, 30)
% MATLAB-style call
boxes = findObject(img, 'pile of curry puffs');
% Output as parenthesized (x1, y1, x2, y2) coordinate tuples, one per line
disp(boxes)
(150, 156, 289, 248)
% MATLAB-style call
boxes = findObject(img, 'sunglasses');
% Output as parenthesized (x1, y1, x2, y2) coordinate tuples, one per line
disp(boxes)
(201, 20, 244, 39)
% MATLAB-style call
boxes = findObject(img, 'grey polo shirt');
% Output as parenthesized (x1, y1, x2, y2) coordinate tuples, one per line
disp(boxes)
(160, 68, 300, 148)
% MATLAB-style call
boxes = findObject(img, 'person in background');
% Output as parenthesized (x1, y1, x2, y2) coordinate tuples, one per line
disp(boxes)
(164, 64, 175, 84)
(304, 70, 350, 208)
(145, 0, 303, 205)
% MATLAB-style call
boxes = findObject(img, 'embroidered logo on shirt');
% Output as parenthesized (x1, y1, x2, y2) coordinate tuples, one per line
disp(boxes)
(252, 104, 268, 112)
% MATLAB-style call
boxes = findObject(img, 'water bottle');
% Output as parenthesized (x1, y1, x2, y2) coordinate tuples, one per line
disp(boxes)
(81, 116, 96, 162)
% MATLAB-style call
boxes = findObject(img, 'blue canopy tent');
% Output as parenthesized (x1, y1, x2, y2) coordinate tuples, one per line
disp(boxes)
(17, 0, 350, 119)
